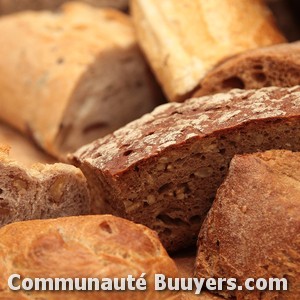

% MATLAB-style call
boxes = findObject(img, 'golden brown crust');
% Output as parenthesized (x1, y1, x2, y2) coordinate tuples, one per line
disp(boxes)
(0, 0, 128, 14)
(195, 150, 300, 299)
(0, 215, 180, 299)
(195, 41, 300, 97)
(131, 0, 286, 102)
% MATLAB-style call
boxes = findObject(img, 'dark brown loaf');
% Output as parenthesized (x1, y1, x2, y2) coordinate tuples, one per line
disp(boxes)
(195, 150, 300, 299)
(0, 215, 180, 299)
(195, 42, 300, 97)
(71, 86, 300, 252)
(0, 147, 90, 227)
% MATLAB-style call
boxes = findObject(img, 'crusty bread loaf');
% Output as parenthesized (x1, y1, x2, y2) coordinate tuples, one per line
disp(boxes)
(195, 42, 300, 97)
(0, 121, 55, 166)
(0, 147, 89, 227)
(0, 2, 162, 158)
(0, 215, 180, 299)
(0, 0, 128, 14)
(71, 86, 300, 252)
(130, 0, 286, 102)
(195, 150, 300, 299)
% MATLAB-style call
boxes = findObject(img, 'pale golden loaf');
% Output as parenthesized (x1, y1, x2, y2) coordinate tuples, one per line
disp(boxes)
(0, 0, 128, 14)
(131, 0, 286, 102)
(0, 215, 180, 299)
(0, 2, 162, 158)
(0, 147, 90, 227)
(195, 150, 300, 299)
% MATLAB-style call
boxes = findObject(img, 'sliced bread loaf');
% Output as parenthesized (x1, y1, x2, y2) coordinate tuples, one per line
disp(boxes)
(72, 86, 300, 251)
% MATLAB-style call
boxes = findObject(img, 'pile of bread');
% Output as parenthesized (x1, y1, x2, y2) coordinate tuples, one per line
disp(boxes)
(0, 0, 299, 299)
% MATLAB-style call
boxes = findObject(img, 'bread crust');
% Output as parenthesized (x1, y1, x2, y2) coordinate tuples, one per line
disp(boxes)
(0, 2, 161, 158)
(0, 148, 90, 226)
(0, 215, 179, 299)
(195, 150, 300, 299)
(71, 86, 300, 251)
(131, 0, 286, 102)
(195, 41, 300, 97)
(0, 0, 128, 14)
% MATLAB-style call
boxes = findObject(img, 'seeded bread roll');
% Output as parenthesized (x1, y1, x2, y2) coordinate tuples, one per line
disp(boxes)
(0, 121, 55, 166)
(0, 2, 161, 158)
(0, 147, 89, 227)
(0, 215, 180, 299)
(130, 0, 285, 102)
(195, 42, 300, 97)
(71, 86, 300, 252)
(0, 0, 128, 14)
(195, 150, 300, 299)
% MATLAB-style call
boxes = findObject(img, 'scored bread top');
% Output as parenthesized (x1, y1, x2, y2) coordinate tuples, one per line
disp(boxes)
(0, 215, 179, 299)
(73, 86, 300, 174)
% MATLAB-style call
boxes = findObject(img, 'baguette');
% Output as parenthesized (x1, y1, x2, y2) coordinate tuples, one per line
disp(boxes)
(0, 215, 179, 299)
(0, 147, 89, 227)
(0, 2, 161, 158)
(71, 86, 300, 252)
(195, 41, 300, 97)
(131, 0, 286, 102)
(195, 150, 300, 299)
(0, 0, 128, 14)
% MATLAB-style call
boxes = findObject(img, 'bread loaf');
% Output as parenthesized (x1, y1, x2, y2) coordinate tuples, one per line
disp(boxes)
(0, 147, 89, 227)
(131, 0, 286, 102)
(0, 0, 128, 14)
(0, 215, 179, 299)
(195, 150, 300, 299)
(195, 42, 300, 97)
(0, 2, 162, 158)
(0, 121, 55, 166)
(71, 86, 300, 252)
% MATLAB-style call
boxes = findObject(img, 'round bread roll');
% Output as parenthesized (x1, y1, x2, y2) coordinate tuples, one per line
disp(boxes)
(0, 215, 180, 299)
(195, 150, 300, 299)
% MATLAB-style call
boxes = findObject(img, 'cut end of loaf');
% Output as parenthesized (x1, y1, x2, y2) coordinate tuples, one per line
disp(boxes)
(72, 86, 300, 251)
(0, 149, 90, 227)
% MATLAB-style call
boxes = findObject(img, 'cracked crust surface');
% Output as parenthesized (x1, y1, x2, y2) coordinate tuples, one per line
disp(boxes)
(0, 215, 179, 300)
(195, 150, 300, 299)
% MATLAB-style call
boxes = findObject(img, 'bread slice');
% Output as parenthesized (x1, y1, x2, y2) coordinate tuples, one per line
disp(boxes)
(71, 86, 300, 252)
(0, 215, 179, 299)
(130, 0, 285, 102)
(195, 42, 300, 97)
(195, 150, 300, 299)
(0, 121, 55, 166)
(0, 2, 162, 158)
(0, 147, 90, 227)
(0, 0, 128, 14)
